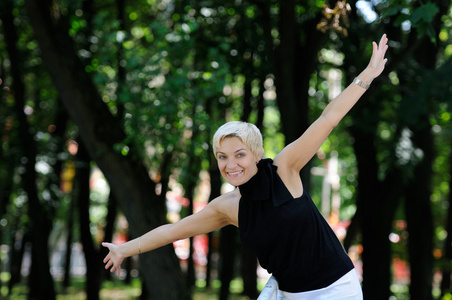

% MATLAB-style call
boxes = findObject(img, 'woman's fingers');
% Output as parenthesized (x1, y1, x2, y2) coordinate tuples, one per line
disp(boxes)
(102, 242, 120, 274)
(105, 258, 121, 276)
(367, 34, 389, 78)
(374, 35, 387, 59)
(378, 34, 389, 58)
(102, 244, 111, 263)
(379, 34, 388, 48)
(105, 259, 113, 269)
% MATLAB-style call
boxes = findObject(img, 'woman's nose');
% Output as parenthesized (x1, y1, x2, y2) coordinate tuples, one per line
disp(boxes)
(227, 159, 237, 168)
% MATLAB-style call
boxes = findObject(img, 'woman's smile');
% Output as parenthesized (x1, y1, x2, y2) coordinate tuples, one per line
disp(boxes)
(215, 137, 259, 186)
(227, 170, 243, 177)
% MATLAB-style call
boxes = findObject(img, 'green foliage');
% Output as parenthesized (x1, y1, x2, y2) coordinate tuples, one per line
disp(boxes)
(443, 293, 452, 300)
(2, 0, 452, 297)
(385, 1, 439, 42)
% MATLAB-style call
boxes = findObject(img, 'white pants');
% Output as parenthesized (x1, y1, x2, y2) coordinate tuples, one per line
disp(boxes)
(277, 269, 363, 300)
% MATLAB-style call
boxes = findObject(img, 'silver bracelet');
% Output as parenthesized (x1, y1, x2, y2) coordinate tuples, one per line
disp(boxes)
(353, 77, 370, 90)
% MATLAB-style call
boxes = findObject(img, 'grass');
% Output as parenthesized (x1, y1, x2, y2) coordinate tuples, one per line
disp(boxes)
(192, 279, 251, 300)
(0, 273, 253, 300)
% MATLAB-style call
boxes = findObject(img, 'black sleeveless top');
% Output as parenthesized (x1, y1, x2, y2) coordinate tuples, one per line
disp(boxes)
(238, 158, 354, 293)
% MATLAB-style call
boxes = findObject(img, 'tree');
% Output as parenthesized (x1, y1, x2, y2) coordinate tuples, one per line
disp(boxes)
(1, 1, 56, 298)
(2, 0, 452, 298)
(341, 1, 449, 298)
(24, 0, 189, 298)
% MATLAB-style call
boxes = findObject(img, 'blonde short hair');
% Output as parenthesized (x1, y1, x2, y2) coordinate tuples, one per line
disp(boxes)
(212, 121, 264, 159)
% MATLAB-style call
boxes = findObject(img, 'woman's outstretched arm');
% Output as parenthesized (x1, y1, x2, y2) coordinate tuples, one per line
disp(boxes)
(274, 34, 389, 174)
(102, 189, 240, 276)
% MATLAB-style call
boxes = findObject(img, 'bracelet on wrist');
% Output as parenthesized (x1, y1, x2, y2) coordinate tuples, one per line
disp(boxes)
(353, 77, 370, 90)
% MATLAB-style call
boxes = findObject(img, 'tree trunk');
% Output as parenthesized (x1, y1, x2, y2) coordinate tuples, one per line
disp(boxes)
(182, 123, 202, 288)
(440, 141, 452, 295)
(62, 200, 74, 288)
(76, 141, 103, 300)
(24, 0, 189, 298)
(352, 130, 391, 299)
(0, 68, 16, 288)
(404, 124, 434, 300)
(405, 2, 447, 296)
(218, 225, 238, 300)
(273, 0, 302, 144)
(350, 109, 402, 299)
(8, 231, 28, 292)
(241, 245, 258, 299)
(271, 0, 325, 145)
(269, 0, 325, 188)
(343, 206, 361, 251)
(2, 1, 56, 298)
(103, 194, 118, 282)
(205, 122, 223, 289)
(0, 102, 15, 292)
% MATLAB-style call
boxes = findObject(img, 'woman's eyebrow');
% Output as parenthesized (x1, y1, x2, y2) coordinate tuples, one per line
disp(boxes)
(216, 148, 246, 155)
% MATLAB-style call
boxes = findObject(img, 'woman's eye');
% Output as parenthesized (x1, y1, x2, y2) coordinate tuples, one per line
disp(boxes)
(237, 153, 244, 158)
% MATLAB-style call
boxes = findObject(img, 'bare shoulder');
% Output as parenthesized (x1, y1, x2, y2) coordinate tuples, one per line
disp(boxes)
(210, 188, 241, 227)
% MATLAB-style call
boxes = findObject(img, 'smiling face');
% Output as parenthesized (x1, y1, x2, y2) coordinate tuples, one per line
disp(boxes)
(215, 137, 260, 186)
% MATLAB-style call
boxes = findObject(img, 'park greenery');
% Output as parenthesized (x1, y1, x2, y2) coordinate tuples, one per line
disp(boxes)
(1, 0, 452, 299)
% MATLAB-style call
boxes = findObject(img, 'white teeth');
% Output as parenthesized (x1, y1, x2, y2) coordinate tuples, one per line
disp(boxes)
(228, 171, 242, 176)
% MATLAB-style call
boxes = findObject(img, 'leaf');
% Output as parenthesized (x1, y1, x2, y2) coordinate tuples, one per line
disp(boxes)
(410, 2, 439, 24)
(385, 5, 403, 17)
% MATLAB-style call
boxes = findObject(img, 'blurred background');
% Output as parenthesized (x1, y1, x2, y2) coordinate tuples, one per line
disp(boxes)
(0, 0, 452, 299)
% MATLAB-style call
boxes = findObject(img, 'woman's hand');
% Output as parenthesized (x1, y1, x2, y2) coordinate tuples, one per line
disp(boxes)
(102, 242, 125, 276)
(366, 34, 389, 80)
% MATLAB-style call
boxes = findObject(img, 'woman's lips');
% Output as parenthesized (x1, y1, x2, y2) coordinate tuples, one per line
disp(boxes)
(227, 170, 243, 177)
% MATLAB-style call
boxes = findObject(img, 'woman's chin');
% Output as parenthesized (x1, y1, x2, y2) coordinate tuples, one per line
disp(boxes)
(225, 176, 249, 187)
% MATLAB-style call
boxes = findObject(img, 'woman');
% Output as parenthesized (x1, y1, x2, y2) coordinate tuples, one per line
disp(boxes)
(103, 34, 389, 299)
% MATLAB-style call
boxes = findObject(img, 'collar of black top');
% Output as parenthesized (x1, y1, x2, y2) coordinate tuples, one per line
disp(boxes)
(238, 158, 293, 207)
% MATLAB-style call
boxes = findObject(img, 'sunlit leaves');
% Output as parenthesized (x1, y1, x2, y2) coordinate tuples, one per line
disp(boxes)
(245, 6, 255, 18)
(129, 11, 138, 21)
(69, 19, 87, 36)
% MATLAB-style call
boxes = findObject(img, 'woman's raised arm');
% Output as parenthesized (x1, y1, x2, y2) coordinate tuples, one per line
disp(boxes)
(274, 34, 389, 174)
